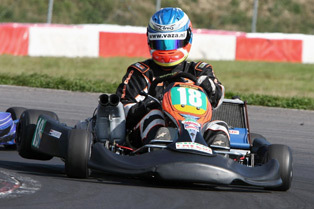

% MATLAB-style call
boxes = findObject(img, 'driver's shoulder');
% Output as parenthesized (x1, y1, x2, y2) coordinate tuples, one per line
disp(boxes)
(128, 59, 153, 74)
(191, 61, 213, 72)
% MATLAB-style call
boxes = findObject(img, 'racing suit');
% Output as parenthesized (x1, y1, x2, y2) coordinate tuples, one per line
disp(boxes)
(116, 59, 230, 148)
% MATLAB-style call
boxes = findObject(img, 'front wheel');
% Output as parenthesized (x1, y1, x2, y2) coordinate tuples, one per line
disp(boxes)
(265, 144, 293, 191)
(65, 129, 92, 178)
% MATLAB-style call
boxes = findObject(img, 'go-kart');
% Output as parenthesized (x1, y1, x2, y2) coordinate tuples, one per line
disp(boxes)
(0, 107, 26, 148)
(14, 72, 293, 191)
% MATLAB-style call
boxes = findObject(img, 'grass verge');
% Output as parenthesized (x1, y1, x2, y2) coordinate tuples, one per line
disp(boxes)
(1, 72, 313, 110)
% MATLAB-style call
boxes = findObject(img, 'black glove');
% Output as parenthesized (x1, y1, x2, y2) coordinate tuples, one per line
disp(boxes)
(139, 94, 161, 111)
(126, 95, 161, 129)
(196, 75, 215, 97)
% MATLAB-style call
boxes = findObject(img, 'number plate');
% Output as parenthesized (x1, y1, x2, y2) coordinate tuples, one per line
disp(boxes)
(170, 86, 208, 115)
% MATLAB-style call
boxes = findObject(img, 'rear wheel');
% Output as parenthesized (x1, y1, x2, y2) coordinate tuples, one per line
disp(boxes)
(265, 144, 293, 191)
(16, 109, 58, 160)
(65, 129, 92, 178)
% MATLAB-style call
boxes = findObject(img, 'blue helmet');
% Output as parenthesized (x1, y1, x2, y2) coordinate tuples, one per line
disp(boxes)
(0, 112, 16, 144)
(147, 7, 193, 67)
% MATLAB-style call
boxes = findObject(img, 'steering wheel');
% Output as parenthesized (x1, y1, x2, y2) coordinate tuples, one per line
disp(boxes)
(148, 72, 202, 97)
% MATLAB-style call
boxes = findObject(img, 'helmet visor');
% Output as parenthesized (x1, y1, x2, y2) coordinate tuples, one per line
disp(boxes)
(148, 31, 187, 50)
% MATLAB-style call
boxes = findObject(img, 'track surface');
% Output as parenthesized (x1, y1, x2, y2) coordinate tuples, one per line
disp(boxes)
(0, 85, 314, 209)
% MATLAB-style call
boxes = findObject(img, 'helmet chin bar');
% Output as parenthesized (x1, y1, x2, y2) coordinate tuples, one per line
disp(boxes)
(153, 55, 187, 67)
(151, 44, 191, 67)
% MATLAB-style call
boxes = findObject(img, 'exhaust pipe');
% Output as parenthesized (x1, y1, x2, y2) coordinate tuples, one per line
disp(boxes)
(108, 94, 120, 106)
(96, 94, 126, 143)
(98, 94, 120, 107)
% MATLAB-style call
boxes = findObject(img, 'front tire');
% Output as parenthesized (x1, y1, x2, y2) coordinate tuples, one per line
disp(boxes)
(265, 144, 293, 191)
(65, 129, 91, 178)
(16, 109, 58, 160)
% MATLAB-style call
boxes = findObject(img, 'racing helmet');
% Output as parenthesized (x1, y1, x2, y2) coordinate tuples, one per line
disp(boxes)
(0, 112, 16, 143)
(147, 7, 193, 67)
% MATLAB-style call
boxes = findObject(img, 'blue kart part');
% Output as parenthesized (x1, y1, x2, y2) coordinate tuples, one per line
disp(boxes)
(229, 127, 250, 149)
(212, 98, 252, 152)
(0, 112, 17, 146)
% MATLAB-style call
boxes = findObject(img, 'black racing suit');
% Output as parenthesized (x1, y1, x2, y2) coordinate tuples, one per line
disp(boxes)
(116, 59, 228, 148)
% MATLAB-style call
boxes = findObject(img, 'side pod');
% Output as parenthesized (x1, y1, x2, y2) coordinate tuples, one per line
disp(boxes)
(31, 115, 71, 158)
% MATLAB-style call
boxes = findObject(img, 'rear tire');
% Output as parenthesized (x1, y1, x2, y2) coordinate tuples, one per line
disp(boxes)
(65, 129, 91, 178)
(16, 109, 58, 160)
(6, 107, 27, 120)
(265, 144, 293, 191)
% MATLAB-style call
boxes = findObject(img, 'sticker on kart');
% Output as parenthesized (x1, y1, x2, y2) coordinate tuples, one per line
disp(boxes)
(170, 86, 208, 115)
(175, 142, 213, 154)
(32, 117, 47, 148)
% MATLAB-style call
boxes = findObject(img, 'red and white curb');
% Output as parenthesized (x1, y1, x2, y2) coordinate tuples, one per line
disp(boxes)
(1, 23, 314, 63)
(0, 170, 40, 198)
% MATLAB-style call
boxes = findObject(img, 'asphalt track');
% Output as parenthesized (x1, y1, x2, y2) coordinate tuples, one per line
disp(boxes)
(0, 85, 314, 209)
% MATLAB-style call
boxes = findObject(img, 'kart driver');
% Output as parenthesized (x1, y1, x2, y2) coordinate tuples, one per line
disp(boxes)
(116, 7, 230, 149)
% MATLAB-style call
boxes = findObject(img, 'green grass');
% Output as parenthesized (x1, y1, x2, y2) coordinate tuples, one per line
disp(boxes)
(1, 55, 314, 110)
(210, 60, 314, 98)
(0, 55, 136, 84)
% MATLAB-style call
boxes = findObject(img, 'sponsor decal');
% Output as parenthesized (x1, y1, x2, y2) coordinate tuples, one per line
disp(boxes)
(32, 117, 47, 149)
(176, 142, 213, 154)
(178, 84, 198, 90)
(198, 62, 208, 68)
(156, 24, 175, 31)
(229, 130, 240, 135)
(213, 140, 225, 146)
(48, 129, 62, 139)
(135, 63, 145, 70)
(148, 31, 187, 40)
(150, 22, 177, 31)
(123, 70, 134, 85)
(182, 118, 200, 142)
(156, 132, 167, 139)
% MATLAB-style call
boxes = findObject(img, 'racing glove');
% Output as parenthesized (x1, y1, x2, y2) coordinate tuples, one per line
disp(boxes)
(126, 95, 161, 129)
(196, 75, 224, 109)
(139, 94, 161, 111)
(196, 75, 216, 98)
